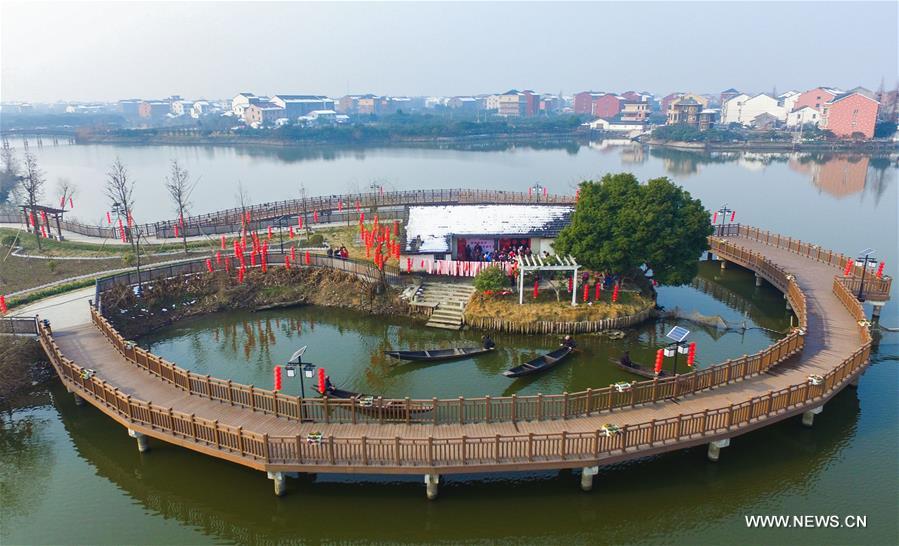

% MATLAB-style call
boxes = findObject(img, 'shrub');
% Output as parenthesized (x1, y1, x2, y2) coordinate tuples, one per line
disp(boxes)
(122, 252, 135, 266)
(47, 260, 57, 273)
(473, 266, 507, 293)
(308, 233, 324, 246)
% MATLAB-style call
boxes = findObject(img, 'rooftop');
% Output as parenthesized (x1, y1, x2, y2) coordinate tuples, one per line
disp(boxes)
(404, 205, 573, 253)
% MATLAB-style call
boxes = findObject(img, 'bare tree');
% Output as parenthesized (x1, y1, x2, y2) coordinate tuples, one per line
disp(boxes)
(105, 157, 136, 252)
(56, 177, 76, 210)
(165, 160, 197, 254)
(235, 181, 251, 242)
(20, 153, 46, 250)
(0, 140, 20, 202)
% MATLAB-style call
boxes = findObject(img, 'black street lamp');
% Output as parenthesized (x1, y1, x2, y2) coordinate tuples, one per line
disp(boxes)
(715, 204, 733, 236)
(286, 346, 316, 399)
(664, 326, 691, 375)
(856, 248, 876, 302)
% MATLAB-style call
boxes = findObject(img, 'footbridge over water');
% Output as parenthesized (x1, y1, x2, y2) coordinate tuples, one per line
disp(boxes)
(28, 223, 891, 498)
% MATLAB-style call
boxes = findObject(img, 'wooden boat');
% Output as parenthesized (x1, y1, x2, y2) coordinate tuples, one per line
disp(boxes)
(503, 346, 573, 378)
(385, 346, 494, 363)
(612, 356, 670, 379)
(323, 387, 434, 417)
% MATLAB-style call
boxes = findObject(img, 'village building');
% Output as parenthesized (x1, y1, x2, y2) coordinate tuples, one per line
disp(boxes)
(402, 204, 573, 262)
(820, 88, 879, 139)
(271, 95, 335, 118)
(778, 90, 801, 113)
(794, 87, 843, 113)
(721, 93, 785, 126)
(786, 106, 821, 128)
(232, 92, 267, 117)
(719, 88, 741, 107)
(243, 102, 284, 127)
(666, 98, 702, 126)
(620, 100, 650, 121)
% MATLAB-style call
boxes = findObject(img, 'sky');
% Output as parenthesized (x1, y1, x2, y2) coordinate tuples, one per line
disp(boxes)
(1, 1, 897, 103)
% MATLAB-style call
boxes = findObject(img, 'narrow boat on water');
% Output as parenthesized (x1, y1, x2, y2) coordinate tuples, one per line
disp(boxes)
(385, 346, 494, 363)
(612, 356, 670, 379)
(323, 387, 434, 417)
(503, 346, 573, 378)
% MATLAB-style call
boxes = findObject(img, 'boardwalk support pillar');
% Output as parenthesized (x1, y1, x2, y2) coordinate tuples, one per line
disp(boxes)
(425, 474, 439, 500)
(802, 406, 823, 427)
(73, 393, 84, 406)
(580, 466, 599, 492)
(720, 259, 727, 270)
(755, 273, 763, 287)
(128, 429, 149, 453)
(707, 438, 730, 462)
(870, 302, 884, 324)
(785, 294, 792, 311)
(268, 471, 287, 496)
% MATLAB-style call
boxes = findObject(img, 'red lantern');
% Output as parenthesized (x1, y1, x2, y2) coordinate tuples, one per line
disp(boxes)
(355, 200, 361, 212)
(712, 212, 717, 224)
(612, 283, 620, 303)
(305, 251, 311, 265)
(261, 257, 268, 273)
(876, 261, 885, 279)
(215, 251, 222, 264)
(583, 283, 589, 302)
(274, 366, 282, 391)
(250, 253, 257, 267)
(284, 256, 291, 270)
(267, 226, 273, 239)
(41, 225, 48, 239)
(730, 211, 736, 222)
(205, 258, 213, 273)
(528, 187, 533, 197)
(174, 224, 180, 238)
(687, 342, 697, 367)
(338, 201, 343, 212)
(290, 247, 296, 263)
(220, 235, 226, 250)
(318, 368, 326, 394)
(106, 211, 112, 224)
(237, 266, 245, 283)
(568, 276, 573, 292)
(594, 283, 601, 301)
(843, 260, 853, 276)
(245, 211, 251, 224)
(69, 197, 74, 209)
(407, 257, 412, 273)
(0, 295, 7, 315)
(298, 216, 303, 229)
(289, 227, 295, 239)
(394, 220, 400, 236)
(654, 349, 664, 374)
(60, 196, 65, 208)
(225, 258, 231, 273)
(313, 210, 319, 223)
(533, 279, 539, 299)
(543, 186, 548, 197)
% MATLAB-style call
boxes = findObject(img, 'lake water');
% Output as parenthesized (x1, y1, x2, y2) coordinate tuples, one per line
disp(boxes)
(1, 140, 897, 545)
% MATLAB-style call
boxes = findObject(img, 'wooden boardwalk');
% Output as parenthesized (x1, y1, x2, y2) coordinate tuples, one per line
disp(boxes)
(35, 224, 886, 496)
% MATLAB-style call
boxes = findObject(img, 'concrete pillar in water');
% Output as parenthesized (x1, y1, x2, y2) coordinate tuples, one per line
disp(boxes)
(785, 295, 792, 311)
(802, 406, 823, 427)
(707, 438, 730, 462)
(870, 302, 884, 324)
(850, 375, 861, 388)
(267, 471, 287, 496)
(128, 429, 150, 453)
(755, 273, 763, 287)
(720, 259, 727, 270)
(424, 473, 439, 500)
(580, 466, 599, 492)
(73, 393, 84, 406)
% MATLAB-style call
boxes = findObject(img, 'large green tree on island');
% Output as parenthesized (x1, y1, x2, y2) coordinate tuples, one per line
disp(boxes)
(554, 173, 712, 285)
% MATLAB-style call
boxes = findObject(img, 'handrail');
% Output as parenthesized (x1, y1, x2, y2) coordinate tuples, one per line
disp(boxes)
(88, 232, 809, 425)
(40, 317, 872, 469)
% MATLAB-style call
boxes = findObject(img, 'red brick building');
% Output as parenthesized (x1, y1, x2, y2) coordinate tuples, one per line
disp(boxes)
(821, 90, 879, 139)
(574, 92, 604, 115)
(592, 94, 623, 118)
(794, 87, 841, 113)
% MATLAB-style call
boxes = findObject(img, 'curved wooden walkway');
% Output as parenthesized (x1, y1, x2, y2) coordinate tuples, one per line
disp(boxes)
(35, 225, 887, 497)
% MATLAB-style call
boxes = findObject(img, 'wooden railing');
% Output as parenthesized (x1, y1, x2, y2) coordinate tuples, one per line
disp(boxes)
(0, 316, 39, 335)
(89, 234, 809, 425)
(717, 224, 892, 299)
(41, 317, 871, 470)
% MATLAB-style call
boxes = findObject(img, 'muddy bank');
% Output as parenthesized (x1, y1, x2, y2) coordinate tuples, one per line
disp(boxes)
(0, 337, 53, 404)
(100, 267, 413, 338)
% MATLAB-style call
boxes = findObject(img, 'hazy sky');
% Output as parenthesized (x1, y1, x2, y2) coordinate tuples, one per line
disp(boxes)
(2, 1, 897, 102)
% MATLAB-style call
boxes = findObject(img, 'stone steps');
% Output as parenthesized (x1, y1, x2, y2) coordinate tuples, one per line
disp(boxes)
(417, 281, 474, 330)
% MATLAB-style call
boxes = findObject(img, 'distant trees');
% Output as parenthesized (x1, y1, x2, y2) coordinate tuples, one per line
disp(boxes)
(165, 160, 197, 254)
(554, 173, 712, 286)
(20, 153, 47, 250)
(0, 140, 20, 203)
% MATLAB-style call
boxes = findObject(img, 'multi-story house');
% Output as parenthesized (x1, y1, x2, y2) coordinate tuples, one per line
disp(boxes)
(243, 102, 285, 127)
(719, 88, 741, 107)
(620, 100, 649, 121)
(721, 94, 785, 126)
(666, 98, 702, 126)
(793, 87, 842, 113)
(138, 100, 171, 120)
(820, 88, 879, 139)
(574, 91, 604, 115)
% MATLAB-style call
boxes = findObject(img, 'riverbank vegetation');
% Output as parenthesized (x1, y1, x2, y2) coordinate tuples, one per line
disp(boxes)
(0, 337, 49, 403)
(465, 289, 653, 324)
(100, 266, 407, 338)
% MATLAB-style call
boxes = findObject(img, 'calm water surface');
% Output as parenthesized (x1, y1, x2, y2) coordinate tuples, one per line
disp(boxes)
(1, 141, 897, 545)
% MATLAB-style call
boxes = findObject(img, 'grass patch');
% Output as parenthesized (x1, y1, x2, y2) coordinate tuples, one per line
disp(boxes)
(465, 290, 654, 323)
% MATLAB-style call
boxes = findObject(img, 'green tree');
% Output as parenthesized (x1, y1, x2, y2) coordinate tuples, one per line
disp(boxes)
(473, 266, 507, 292)
(554, 173, 712, 286)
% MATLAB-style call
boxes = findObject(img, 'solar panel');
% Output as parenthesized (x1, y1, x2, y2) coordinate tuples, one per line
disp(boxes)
(666, 326, 690, 343)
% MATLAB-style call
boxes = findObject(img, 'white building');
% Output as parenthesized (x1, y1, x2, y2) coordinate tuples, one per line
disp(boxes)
(190, 100, 215, 118)
(171, 100, 194, 117)
(231, 92, 269, 118)
(586, 117, 648, 137)
(786, 106, 821, 128)
(721, 93, 786, 126)
(271, 95, 335, 118)
(778, 90, 801, 113)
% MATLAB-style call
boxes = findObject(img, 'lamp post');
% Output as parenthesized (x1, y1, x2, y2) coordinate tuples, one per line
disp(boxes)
(856, 248, 876, 302)
(715, 204, 733, 236)
(664, 326, 691, 375)
(530, 182, 545, 200)
(286, 346, 316, 399)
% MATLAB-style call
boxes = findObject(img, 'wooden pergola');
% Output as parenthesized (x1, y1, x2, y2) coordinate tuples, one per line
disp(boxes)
(20, 204, 66, 240)
(516, 254, 580, 305)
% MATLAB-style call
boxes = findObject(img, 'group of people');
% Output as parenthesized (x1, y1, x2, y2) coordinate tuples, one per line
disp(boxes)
(463, 243, 533, 263)
(326, 245, 350, 259)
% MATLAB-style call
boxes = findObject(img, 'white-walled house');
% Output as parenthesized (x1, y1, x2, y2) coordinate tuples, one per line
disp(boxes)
(786, 106, 821, 128)
(778, 90, 801, 113)
(721, 94, 786, 126)
(171, 100, 194, 117)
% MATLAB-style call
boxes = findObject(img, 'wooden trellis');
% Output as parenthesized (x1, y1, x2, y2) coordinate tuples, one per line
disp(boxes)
(516, 254, 579, 305)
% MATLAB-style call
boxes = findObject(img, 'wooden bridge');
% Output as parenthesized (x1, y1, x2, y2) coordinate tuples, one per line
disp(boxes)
(32, 223, 889, 498)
